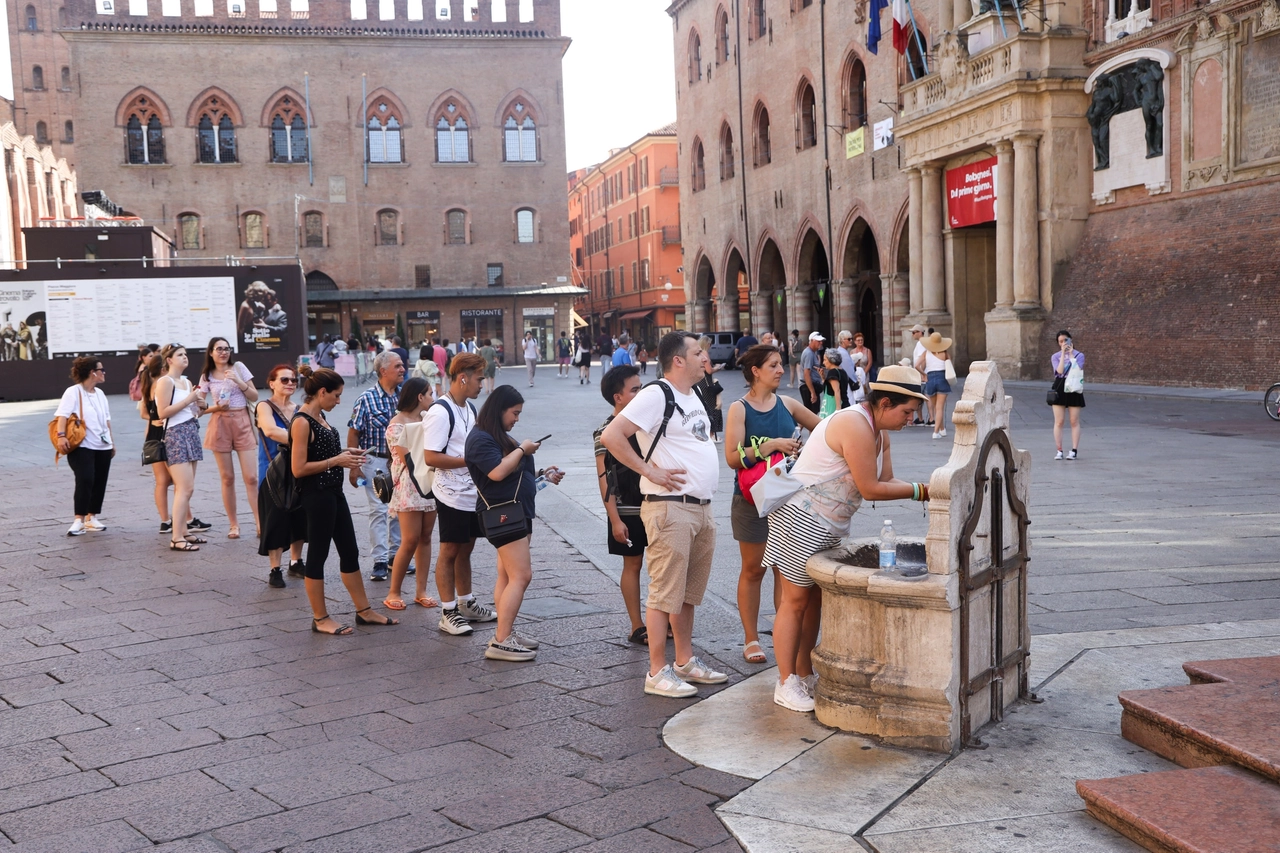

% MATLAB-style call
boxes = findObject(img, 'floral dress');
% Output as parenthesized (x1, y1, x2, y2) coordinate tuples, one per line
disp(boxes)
(386, 421, 436, 513)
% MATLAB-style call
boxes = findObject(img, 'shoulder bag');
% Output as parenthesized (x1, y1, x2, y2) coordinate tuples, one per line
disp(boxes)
(478, 471, 527, 544)
(141, 388, 174, 466)
(1064, 360, 1085, 394)
(49, 389, 88, 464)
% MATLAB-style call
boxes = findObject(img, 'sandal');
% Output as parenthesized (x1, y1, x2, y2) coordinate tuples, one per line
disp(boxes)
(628, 626, 648, 645)
(743, 640, 768, 664)
(170, 539, 200, 552)
(227, 526, 240, 540)
(184, 534, 208, 545)
(311, 614, 353, 636)
(413, 596, 439, 608)
(383, 597, 407, 611)
(355, 607, 398, 626)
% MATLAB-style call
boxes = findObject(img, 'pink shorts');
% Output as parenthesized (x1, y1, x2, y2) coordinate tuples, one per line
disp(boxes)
(558, 357, 571, 365)
(203, 407, 256, 452)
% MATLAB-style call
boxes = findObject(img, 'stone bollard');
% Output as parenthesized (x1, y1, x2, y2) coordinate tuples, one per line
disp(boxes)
(806, 361, 1033, 754)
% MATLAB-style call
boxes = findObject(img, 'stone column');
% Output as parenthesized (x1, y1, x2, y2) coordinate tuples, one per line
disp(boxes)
(1012, 134, 1040, 308)
(717, 295, 739, 331)
(953, 0, 972, 27)
(693, 299, 711, 331)
(835, 279, 857, 335)
(995, 139, 1014, 308)
(921, 163, 945, 312)
(881, 271, 909, 361)
(940, 0, 954, 34)
(751, 289, 774, 335)
(790, 285, 814, 335)
(907, 168, 923, 315)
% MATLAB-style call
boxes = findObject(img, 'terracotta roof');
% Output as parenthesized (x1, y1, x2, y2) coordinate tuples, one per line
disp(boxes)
(649, 122, 678, 136)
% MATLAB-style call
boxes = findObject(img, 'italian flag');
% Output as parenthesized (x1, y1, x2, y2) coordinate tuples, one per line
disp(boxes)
(892, 0, 910, 54)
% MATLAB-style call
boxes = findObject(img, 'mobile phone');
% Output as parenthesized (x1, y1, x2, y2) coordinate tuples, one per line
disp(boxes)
(534, 434, 552, 443)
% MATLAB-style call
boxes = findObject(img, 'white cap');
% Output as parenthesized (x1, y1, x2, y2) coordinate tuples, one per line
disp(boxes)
(808, 331, 825, 342)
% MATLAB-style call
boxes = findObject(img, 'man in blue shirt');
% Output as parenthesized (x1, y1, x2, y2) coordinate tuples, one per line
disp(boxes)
(612, 333, 633, 367)
(346, 351, 405, 581)
(800, 331, 825, 413)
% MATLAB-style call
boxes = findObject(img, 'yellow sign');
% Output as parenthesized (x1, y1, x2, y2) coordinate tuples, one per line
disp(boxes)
(845, 127, 865, 159)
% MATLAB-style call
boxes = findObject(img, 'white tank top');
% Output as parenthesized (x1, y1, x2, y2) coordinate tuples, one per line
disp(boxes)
(786, 404, 882, 536)
(160, 376, 199, 427)
(925, 349, 948, 372)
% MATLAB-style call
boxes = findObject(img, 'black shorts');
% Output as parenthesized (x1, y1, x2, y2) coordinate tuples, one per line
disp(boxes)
(436, 499, 483, 543)
(606, 513, 647, 557)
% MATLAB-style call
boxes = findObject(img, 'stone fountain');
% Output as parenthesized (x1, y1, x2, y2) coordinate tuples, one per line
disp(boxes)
(806, 360, 1033, 754)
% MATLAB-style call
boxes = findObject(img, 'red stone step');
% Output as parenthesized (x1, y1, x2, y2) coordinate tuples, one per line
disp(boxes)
(1118, 656, 1280, 783)
(1077, 766, 1280, 853)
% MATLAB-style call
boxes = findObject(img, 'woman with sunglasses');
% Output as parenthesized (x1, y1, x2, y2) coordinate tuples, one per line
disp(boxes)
(154, 344, 208, 551)
(139, 353, 204, 536)
(55, 357, 115, 536)
(199, 337, 260, 539)
(256, 364, 306, 589)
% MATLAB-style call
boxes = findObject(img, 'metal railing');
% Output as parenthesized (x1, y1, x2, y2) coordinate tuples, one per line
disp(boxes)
(661, 225, 681, 245)
(658, 166, 680, 187)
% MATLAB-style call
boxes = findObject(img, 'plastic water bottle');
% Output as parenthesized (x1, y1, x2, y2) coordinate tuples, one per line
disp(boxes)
(879, 520, 897, 571)
(535, 475, 548, 492)
(356, 476, 368, 488)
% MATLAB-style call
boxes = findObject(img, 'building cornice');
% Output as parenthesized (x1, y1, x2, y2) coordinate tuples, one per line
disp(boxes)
(62, 21, 564, 43)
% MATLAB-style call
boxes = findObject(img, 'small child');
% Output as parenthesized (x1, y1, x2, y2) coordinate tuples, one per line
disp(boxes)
(594, 365, 648, 644)
(636, 345, 649, 375)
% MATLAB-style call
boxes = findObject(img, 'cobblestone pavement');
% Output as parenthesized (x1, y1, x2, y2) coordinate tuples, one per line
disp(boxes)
(1, 365, 1277, 851)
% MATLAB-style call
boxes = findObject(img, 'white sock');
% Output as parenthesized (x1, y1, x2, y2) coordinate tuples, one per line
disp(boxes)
(462, 593, 476, 602)
(440, 600, 456, 611)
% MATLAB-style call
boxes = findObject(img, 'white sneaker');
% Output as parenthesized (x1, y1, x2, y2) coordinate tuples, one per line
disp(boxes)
(438, 608, 474, 636)
(932, 432, 942, 440)
(67, 519, 86, 536)
(774, 674, 816, 712)
(938, 429, 947, 438)
(485, 635, 536, 662)
(1054, 450, 1064, 460)
(1067, 449, 1078, 461)
(800, 672, 819, 697)
(644, 664, 697, 698)
(511, 630, 539, 650)
(82, 518, 106, 532)
(673, 655, 728, 684)
(457, 599, 497, 622)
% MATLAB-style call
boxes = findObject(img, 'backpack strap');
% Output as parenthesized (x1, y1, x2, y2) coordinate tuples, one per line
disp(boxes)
(641, 381, 678, 465)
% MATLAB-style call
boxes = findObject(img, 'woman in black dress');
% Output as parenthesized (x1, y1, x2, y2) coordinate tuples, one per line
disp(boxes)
(256, 364, 306, 588)
(290, 367, 398, 635)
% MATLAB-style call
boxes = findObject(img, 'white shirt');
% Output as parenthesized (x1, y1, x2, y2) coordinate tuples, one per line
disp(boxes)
(851, 366, 868, 403)
(913, 340, 926, 366)
(422, 394, 476, 511)
(55, 385, 112, 450)
(522, 338, 539, 359)
(619, 381, 719, 500)
(925, 349, 948, 372)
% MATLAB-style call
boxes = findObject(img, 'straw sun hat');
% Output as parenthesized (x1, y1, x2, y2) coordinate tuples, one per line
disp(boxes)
(868, 364, 929, 400)
(922, 331, 953, 353)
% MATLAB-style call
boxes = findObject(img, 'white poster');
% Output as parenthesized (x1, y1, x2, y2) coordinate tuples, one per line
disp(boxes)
(874, 117, 895, 151)
(0, 282, 49, 361)
(40, 276, 237, 356)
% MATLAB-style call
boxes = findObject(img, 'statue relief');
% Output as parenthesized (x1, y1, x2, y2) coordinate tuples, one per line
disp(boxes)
(1086, 58, 1165, 169)
(1258, 0, 1280, 34)
(938, 33, 971, 95)
(1086, 74, 1122, 169)
(1135, 59, 1165, 159)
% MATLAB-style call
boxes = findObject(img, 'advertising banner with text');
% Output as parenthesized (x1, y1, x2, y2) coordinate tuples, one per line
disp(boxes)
(947, 157, 998, 228)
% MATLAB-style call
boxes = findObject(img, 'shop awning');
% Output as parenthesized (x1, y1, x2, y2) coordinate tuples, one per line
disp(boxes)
(570, 308, 588, 329)
(602, 311, 617, 318)
(619, 309, 654, 321)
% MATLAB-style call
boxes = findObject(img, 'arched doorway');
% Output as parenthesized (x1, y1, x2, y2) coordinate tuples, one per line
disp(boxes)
(758, 239, 787, 335)
(694, 255, 716, 332)
(798, 228, 831, 340)
(842, 218, 882, 371)
(305, 270, 340, 346)
(725, 248, 748, 332)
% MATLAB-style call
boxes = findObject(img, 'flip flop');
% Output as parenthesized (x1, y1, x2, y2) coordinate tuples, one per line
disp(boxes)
(743, 641, 767, 664)
(413, 596, 440, 608)
(383, 597, 407, 611)
(183, 534, 208, 545)
(169, 539, 199, 552)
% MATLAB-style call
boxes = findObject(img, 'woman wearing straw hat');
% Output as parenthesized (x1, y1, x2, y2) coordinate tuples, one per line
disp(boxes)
(762, 364, 931, 713)
(915, 331, 954, 440)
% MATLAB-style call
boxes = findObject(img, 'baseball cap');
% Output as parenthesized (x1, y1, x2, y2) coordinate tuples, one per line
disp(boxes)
(808, 332, 825, 342)
(910, 323, 926, 334)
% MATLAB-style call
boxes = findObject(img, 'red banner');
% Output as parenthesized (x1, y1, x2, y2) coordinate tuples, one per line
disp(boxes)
(946, 157, 998, 228)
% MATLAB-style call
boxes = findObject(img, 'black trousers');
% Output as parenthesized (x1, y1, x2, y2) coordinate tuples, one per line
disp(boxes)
(67, 447, 112, 517)
(800, 383, 821, 414)
(300, 488, 361, 580)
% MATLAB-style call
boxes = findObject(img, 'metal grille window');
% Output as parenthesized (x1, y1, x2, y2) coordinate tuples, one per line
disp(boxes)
(126, 114, 166, 164)
(487, 263, 503, 287)
(503, 104, 537, 162)
(271, 114, 308, 163)
(178, 214, 200, 250)
(31, 66, 43, 90)
(436, 102, 469, 162)
(198, 114, 237, 164)
(378, 210, 398, 245)
(415, 264, 432, 288)
(447, 209, 466, 244)
(367, 115, 402, 163)
(303, 211, 323, 247)
(516, 208, 535, 243)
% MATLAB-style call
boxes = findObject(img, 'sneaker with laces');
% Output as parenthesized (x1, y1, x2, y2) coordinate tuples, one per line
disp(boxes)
(438, 608, 474, 635)
(485, 635, 536, 662)
(67, 519, 86, 536)
(268, 568, 286, 588)
(370, 563, 389, 582)
(644, 664, 697, 698)
(673, 655, 728, 684)
(1054, 450, 1064, 460)
(774, 674, 816, 712)
(82, 518, 106, 532)
(511, 630, 539, 650)
(800, 672, 819, 697)
(287, 560, 306, 578)
(457, 599, 497, 622)
(1067, 449, 1078, 460)
(188, 518, 212, 532)
(159, 520, 173, 535)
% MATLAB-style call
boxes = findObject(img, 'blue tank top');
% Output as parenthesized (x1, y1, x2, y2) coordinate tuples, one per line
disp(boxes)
(735, 395, 798, 495)
(257, 404, 289, 482)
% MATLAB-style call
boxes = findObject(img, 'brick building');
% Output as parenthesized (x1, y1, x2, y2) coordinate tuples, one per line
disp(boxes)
(7, 0, 76, 166)
(568, 125, 685, 347)
(48, 0, 580, 363)
(670, 0, 1279, 386)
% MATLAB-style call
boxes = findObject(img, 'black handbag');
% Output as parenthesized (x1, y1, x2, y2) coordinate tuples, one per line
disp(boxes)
(373, 468, 394, 504)
(142, 388, 173, 466)
(478, 472, 527, 543)
(1046, 375, 1066, 406)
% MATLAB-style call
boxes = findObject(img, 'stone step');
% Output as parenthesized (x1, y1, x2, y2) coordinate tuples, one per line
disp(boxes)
(1118, 655, 1280, 782)
(1077, 766, 1280, 853)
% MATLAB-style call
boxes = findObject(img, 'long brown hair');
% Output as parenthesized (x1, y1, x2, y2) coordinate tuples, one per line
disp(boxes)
(200, 336, 235, 382)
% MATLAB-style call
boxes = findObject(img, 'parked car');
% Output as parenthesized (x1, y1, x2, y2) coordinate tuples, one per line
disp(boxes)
(699, 331, 743, 366)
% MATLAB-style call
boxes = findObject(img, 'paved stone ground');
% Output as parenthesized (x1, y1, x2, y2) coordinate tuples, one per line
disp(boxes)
(1, 365, 1277, 851)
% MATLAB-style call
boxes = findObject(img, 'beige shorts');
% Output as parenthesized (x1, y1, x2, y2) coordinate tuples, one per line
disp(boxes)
(203, 407, 256, 452)
(641, 500, 716, 615)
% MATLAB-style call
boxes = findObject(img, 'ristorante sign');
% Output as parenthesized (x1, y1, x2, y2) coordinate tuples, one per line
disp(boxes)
(946, 157, 998, 228)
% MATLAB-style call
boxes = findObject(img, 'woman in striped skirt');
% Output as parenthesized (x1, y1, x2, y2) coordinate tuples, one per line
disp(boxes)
(762, 364, 932, 713)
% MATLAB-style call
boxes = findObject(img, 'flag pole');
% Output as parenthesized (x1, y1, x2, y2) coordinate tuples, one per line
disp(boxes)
(304, 72, 314, 186)
(905, 0, 931, 76)
(362, 74, 369, 187)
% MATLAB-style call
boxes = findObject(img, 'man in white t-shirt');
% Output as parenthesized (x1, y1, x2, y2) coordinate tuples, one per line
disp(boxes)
(522, 331, 540, 387)
(602, 331, 728, 699)
(909, 323, 929, 425)
(420, 352, 497, 636)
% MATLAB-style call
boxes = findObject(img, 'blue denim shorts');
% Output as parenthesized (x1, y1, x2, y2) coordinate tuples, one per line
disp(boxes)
(924, 370, 951, 396)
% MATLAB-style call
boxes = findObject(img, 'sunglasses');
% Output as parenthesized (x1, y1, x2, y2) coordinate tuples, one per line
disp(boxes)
(278, 377, 298, 384)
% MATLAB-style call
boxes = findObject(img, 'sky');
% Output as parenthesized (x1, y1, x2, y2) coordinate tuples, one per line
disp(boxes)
(561, 0, 676, 172)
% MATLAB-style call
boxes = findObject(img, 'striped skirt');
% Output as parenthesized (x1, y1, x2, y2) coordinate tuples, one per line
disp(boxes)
(762, 503, 842, 589)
